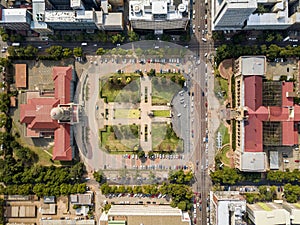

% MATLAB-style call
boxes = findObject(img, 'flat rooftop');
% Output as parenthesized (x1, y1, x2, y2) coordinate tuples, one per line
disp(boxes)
(240, 56, 266, 76)
(108, 205, 183, 216)
(247, 202, 282, 211)
(213, 191, 245, 201)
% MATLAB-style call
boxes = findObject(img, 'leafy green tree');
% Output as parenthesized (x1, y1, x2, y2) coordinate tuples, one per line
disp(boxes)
(137, 150, 145, 159)
(210, 167, 242, 185)
(101, 183, 111, 195)
(94, 170, 104, 183)
(177, 201, 187, 211)
(62, 48, 73, 58)
(46, 45, 64, 59)
(96, 32, 108, 42)
(0, 58, 10, 67)
(266, 33, 275, 43)
(111, 34, 125, 44)
(70, 162, 84, 180)
(103, 203, 111, 213)
(1, 33, 8, 42)
(169, 170, 193, 185)
(96, 48, 106, 55)
(73, 47, 83, 57)
(23, 45, 38, 57)
(148, 69, 156, 77)
(127, 31, 139, 42)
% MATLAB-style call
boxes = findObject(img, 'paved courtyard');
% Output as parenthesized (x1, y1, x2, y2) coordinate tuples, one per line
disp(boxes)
(74, 43, 197, 179)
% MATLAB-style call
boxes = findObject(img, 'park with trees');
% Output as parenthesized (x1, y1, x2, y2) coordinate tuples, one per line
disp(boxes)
(98, 169, 194, 211)
(210, 167, 300, 203)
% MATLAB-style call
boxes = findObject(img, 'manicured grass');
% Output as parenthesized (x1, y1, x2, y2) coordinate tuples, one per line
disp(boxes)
(15, 136, 60, 166)
(152, 110, 170, 117)
(100, 125, 140, 152)
(218, 123, 230, 145)
(294, 203, 300, 209)
(100, 74, 140, 103)
(152, 123, 183, 152)
(214, 76, 228, 101)
(151, 77, 182, 105)
(219, 144, 230, 166)
(257, 202, 272, 211)
(114, 109, 140, 119)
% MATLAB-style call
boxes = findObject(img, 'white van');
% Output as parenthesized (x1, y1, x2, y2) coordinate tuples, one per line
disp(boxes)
(81, 42, 88, 46)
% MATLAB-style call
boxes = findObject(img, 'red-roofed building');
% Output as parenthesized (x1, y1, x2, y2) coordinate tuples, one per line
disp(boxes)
(233, 56, 300, 172)
(20, 67, 78, 161)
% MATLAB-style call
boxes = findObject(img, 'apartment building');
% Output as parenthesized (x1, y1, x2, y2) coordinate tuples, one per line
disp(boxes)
(210, 191, 247, 225)
(3, 0, 123, 34)
(212, 0, 300, 31)
(129, 0, 189, 33)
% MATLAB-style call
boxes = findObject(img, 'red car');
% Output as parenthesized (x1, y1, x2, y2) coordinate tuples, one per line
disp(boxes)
(193, 218, 197, 224)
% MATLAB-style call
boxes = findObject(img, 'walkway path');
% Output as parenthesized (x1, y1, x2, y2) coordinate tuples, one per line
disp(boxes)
(101, 75, 172, 151)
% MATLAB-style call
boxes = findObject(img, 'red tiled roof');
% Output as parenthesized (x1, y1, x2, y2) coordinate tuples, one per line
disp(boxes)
(20, 98, 60, 129)
(20, 67, 73, 161)
(282, 82, 294, 107)
(244, 76, 300, 152)
(53, 67, 72, 104)
(245, 111, 263, 152)
(244, 76, 263, 111)
(53, 124, 72, 161)
(282, 122, 297, 146)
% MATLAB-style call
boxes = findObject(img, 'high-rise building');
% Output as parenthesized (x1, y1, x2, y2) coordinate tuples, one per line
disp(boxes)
(212, 0, 257, 30)
(129, 0, 189, 34)
(0, 8, 32, 30)
(210, 191, 247, 225)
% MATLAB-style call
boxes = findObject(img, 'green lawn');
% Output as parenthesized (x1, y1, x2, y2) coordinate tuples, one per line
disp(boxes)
(114, 109, 140, 119)
(218, 123, 230, 145)
(152, 110, 170, 117)
(152, 77, 182, 105)
(100, 74, 140, 103)
(151, 123, 183, 152)
(219, 144, 230, 166)
(214, 76, 228, 101)
(100, 125, 140, 152)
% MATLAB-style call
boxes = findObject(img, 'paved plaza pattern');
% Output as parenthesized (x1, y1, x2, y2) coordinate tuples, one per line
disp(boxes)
(100, 75, 171, 151)
(73, 41, 214, 183)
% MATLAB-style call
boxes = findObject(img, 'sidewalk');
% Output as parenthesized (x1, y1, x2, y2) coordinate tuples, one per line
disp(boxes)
(207, 64, 221, 171)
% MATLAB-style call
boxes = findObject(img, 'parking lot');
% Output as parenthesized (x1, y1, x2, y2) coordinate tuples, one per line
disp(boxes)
(102, 193, 170, 205)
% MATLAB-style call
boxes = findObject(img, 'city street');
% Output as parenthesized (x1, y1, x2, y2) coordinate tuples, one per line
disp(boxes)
(189, 0, 220, 224)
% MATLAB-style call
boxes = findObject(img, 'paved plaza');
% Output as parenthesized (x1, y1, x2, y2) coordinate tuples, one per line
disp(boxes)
(73, 43, 199, 180)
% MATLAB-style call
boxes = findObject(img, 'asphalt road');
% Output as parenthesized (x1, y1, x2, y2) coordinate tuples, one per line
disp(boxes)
(190, 0, 217, 224)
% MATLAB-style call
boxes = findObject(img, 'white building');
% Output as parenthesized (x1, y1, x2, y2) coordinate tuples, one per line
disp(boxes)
(212, 0, 300, 31)
(247, 202, 290, 225)
(210, 191, 247, 225)
(0, 8, 32, 30)
(129, 0, 189, 33)
(212, 0, 257, 30)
